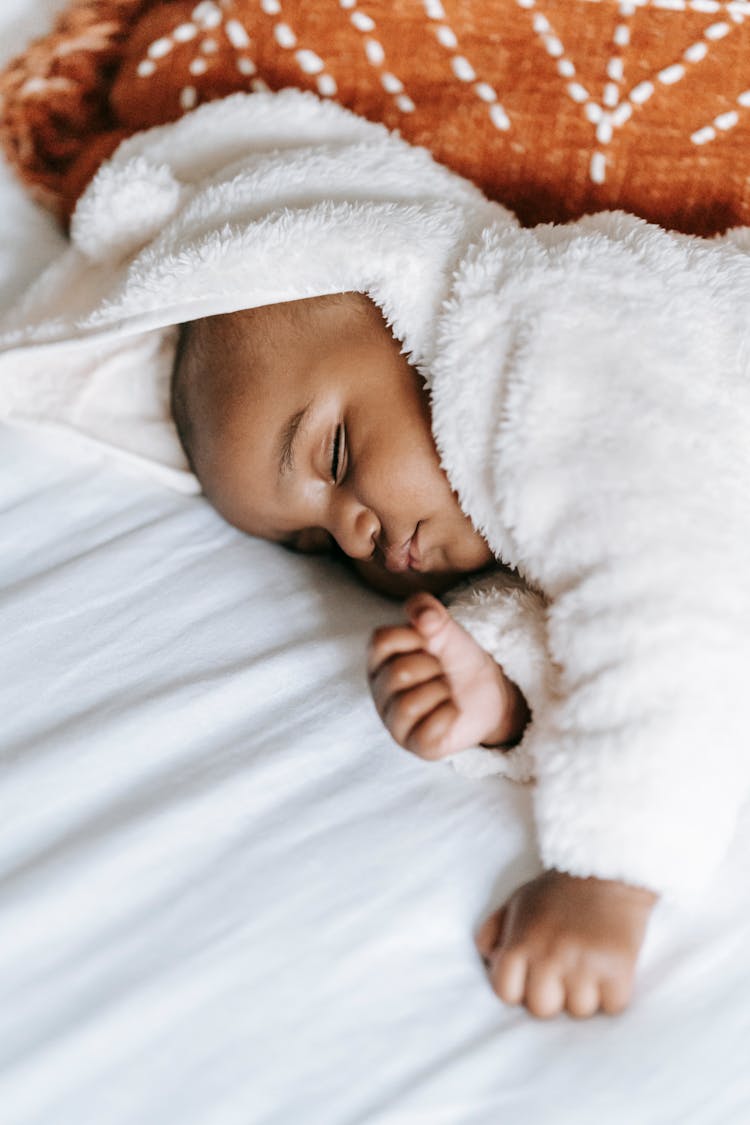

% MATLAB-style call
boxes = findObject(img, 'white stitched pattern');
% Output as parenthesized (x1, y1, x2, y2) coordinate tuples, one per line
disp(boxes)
(344, 3, 415, 115)
(516, 0, 747, 183)
(423, 0, 512, 131)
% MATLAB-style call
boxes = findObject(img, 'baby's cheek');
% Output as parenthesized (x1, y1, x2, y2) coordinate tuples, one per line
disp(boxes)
(288, 527, 336, 555)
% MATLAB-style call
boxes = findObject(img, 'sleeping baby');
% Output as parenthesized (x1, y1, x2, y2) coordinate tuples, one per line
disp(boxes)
(2, 89, 748, 1020)
(170, 290, 660, 1019)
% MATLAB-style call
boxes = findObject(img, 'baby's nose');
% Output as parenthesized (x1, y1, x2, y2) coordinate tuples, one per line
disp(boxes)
(334, 499, 379, 560)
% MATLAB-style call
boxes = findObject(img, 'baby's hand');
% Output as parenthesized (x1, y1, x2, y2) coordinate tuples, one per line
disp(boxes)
(476, 870, 657, 1019)
(367, 592, 529, 760)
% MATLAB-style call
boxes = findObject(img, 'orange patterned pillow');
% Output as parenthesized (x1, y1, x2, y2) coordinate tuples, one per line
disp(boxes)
(2, 0, 750, 233)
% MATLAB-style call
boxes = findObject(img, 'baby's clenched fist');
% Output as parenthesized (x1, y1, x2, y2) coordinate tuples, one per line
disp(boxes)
(367, 593, 529, 760)
(476, 870, 657, 1019)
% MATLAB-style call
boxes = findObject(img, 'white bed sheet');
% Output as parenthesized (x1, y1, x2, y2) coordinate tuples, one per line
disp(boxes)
(1, 4, 749, 1123)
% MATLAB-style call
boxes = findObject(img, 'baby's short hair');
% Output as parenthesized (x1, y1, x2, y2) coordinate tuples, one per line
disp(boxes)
(170, 307, 275, 478)
(171, 320, 199, 473)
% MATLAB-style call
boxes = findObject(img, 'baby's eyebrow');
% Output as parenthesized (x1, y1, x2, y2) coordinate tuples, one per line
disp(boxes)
(278, 401, 312, 479)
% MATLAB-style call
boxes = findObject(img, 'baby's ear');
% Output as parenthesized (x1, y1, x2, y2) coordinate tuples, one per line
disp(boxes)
(70, 155, 186, 264)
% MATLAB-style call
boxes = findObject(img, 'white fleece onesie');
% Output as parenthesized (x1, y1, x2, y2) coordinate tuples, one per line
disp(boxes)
(432, 215, 750, 899)
(1, 90, 747, 900)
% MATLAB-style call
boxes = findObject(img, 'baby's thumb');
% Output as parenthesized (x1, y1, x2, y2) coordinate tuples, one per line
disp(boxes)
(475, 905, 507, 962)
(405, 593, 448, 641)
(405, 592, 488, 678)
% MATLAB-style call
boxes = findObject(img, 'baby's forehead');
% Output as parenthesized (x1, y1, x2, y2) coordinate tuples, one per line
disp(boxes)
(189, 293, 400, 438)
(198, 297, 336, 364)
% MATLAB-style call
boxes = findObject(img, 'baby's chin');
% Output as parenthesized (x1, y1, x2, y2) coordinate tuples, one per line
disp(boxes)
(348, 556, 475, 599)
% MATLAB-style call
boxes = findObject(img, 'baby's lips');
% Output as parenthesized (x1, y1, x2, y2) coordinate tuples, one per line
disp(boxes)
(383, 523, 424, 573)
(382, 537, 413, 573)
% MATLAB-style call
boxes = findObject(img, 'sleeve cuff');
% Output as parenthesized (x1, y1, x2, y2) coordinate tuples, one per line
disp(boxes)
(442, 570, 550, 784)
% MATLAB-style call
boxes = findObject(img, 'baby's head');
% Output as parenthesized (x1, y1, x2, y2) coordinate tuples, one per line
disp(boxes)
(171, 292, 492, 584)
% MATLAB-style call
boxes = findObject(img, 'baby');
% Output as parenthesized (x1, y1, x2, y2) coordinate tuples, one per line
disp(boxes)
(171, 290, 658, 1020)
(5, 88, 747, 1024)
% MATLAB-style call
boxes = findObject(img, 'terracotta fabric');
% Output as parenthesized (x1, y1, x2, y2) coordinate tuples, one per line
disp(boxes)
(2, 0, 750, 232)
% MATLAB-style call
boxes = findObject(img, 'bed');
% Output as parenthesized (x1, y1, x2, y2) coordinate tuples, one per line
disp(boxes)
(1, 2, 750, 1122)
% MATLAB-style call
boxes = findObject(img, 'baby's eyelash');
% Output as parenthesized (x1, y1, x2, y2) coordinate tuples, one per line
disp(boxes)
(330, 424, 343, 482)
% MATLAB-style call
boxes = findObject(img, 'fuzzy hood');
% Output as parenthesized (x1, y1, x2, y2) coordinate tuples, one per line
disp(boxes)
(0, 88, 505, 489)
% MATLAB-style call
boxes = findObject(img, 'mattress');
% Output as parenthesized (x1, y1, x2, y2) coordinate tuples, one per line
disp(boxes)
(1, 3, 749, 1123)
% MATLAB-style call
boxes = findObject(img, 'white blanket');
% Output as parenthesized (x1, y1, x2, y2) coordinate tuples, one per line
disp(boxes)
(2, 4, 750, 1122)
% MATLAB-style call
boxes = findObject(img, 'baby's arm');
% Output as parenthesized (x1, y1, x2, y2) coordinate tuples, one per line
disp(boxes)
(367, 585, 657, 1019)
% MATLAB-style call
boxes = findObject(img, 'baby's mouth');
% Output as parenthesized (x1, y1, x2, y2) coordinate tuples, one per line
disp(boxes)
(407, 523, 424, 571)
(381, 523, 422, 573)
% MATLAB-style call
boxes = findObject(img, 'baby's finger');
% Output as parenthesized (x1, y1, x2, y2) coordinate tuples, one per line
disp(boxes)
(404, 698, 461, 760)
(524, 963, 566, 1019)
(600, 974, 634, 1016)
(369, 650, 444, 714)
(384, 677, 451, 749)
(475, 907, 506, 961)
(489, 947, 527, 1007)
(565, 976, 601, 1019)
(367, 625, 424, 678)
(404, 592, 446, 636)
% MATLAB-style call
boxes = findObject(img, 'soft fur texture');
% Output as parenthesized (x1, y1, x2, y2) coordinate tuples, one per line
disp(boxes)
(435, 213, 750, 898)
(0, 91, 490, 484)
(1, 89, 748, 898)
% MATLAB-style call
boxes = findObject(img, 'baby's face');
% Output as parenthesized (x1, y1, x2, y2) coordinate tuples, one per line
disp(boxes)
(202, 295, 493, 580)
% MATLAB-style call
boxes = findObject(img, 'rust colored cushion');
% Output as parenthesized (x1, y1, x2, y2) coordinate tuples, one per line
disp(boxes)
(2, 0, 750, 233)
